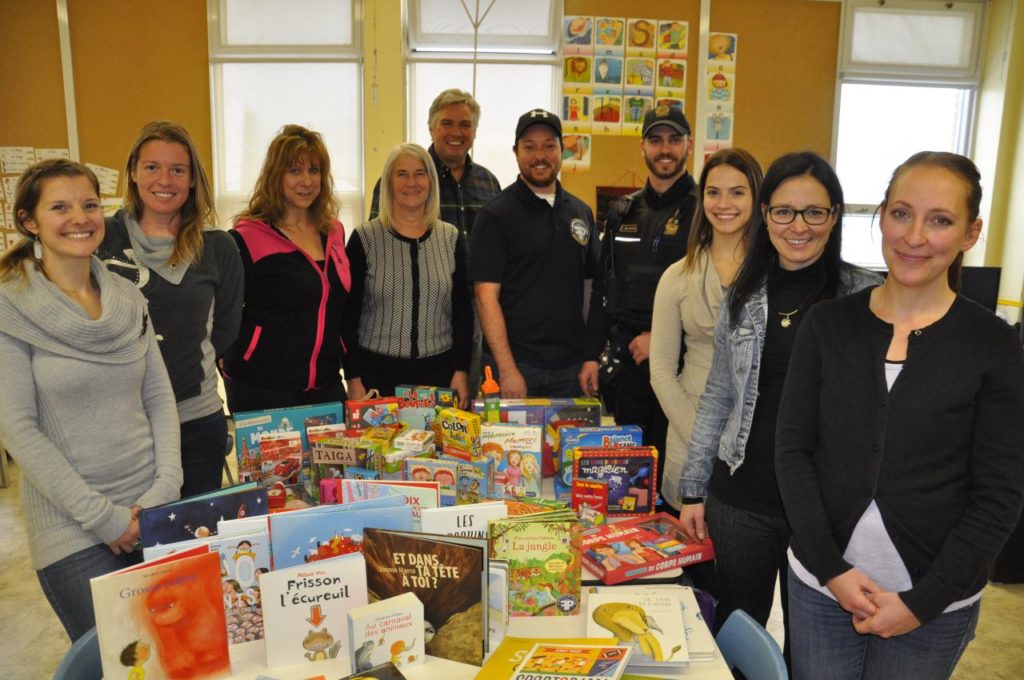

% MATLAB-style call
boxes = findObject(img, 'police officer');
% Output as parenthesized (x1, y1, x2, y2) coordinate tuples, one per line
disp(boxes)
(580, 105, 698, 490)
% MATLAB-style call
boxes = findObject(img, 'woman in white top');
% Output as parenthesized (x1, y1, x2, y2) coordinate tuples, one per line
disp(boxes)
(649, 148, 763, 511)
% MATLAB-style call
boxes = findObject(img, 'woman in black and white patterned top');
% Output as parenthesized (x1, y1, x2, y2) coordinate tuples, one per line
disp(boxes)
(343, 143, 473, 406)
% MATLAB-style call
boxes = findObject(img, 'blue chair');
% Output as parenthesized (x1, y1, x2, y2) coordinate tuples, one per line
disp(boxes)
(53, 627, 102, 680)
(715, 609, 788, 680)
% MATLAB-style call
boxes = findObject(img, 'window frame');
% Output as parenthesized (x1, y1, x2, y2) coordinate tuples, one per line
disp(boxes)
(206, 0, 364, 228)
(831, 0, 986, 269)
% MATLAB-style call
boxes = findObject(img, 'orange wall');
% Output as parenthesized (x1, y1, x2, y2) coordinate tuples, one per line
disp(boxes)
(561, 0, 840, 211)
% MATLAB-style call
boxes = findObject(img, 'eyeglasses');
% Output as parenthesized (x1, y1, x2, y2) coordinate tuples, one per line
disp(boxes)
(766, 205, 835, 226)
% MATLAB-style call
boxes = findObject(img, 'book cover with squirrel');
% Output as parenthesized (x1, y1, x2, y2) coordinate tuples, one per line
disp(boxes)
(91, 547, 230, 679)
(347, 592, 425, 673)
(488, 513, 583, 617)
(361, 528, 489, 666)
(260, 552, 368, 669)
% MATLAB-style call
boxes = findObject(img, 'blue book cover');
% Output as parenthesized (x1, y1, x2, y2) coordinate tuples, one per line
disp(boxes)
(139, 484, 269, 548)
(268, 502, 414, 569)
(233, 402, 345, 483)
(555, 425, 644, 500)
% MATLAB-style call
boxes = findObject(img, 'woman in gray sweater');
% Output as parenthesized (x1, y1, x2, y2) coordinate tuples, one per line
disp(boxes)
(0, 160, 182, 641)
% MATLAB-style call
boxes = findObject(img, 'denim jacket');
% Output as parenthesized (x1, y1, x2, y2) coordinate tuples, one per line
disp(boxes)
(679, 263, 883, 499)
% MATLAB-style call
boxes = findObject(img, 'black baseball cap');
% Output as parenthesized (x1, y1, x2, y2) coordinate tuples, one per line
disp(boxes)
(642, 105, 692, 137)
(515, 109, 563, 141)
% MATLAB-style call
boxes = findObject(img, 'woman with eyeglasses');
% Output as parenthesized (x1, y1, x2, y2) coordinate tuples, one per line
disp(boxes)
(677, 151, 882, 659)
(776, 152, 1024, 679)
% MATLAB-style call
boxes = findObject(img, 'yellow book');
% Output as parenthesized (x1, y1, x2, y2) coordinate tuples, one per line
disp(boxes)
(475, 636, 618, 679)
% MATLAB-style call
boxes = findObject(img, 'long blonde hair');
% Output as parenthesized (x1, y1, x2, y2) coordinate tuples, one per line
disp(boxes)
(236, 124, 341, 233)
(0, 160, 100, 282)
(123, 120, 217, 266)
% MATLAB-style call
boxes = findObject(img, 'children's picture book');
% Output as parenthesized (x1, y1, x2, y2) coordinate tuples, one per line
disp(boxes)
(478, 636, 619, 680)
(573, 447, 659, 517)
(404, 456, 459, 506)
(556, 425, 644, 500)
(680, 586, 716, 662)
(420, 500, 508, 540)
(457, 459, 492, 504)
(339, 661, 408, 679)
(347, 592, 425, 673)
(91, 547, 230, 680)
(362, 528, 489, 666)
(572, 478, 609, 528)
(512, 643, 633, 680)
(339, 479, 441, 527)
(139, 483, 268, 548)
(585, 587, 688, 669)
(258, 430, 304, 484)
(480, 422, 544, 498)
(260, 552, 368, 669)
(489, 510, 583, 617)
(306, 422, 349, 444)
(580, 512, 715, 585)
(267, 497, 414, 569)
(143, 530, 271, 645)
(233, 402, 345, 483)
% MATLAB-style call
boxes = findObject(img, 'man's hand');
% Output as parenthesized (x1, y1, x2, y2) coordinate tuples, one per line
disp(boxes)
(826, 568, 882, 620)
(579, 360, 600, 397)
(500, 366, 528, 398)
(629, 332, 651, 365)
(450, 371, 470, 409)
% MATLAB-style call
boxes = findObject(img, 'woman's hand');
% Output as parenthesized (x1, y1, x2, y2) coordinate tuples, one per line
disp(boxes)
(854, 591, 921, 638)
(109, 514, 141, 555)
(826, 567, 882, 620)
(347, 377, 367, 401)
(679, 502, 707, 541)
(450, 371, 470, 409)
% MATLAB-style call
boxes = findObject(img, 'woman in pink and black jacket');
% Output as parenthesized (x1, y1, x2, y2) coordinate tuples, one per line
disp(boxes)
(222, 125, 351, 412)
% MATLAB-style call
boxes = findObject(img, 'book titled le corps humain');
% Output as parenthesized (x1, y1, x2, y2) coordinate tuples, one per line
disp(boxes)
(362, 527, 489, 666)
(259, 552, 368, 669)
(90, 546, 230, 680)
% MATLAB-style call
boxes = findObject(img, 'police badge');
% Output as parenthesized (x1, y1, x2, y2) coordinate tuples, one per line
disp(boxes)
(570, 217, 590, 245)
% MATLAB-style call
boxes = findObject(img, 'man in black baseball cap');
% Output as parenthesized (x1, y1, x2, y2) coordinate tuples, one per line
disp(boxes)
(581, 103, 698, 509)
(467, 108, 599, 398)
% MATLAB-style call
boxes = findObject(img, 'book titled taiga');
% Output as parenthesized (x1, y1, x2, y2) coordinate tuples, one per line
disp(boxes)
(90, 546, 230, 679)
(259, 552, 368, 669)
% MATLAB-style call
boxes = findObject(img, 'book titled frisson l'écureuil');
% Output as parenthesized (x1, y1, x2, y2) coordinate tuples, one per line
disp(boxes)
(91, 546, 230, 680)
(259, 552, 369, 669)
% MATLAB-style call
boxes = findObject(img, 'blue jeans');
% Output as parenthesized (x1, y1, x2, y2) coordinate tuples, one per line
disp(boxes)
(180, 410, 229, 498)
(483, 354, 581, 398)
(37, 544, 142, 641)
(705, 496, 791, 662)
(788, 567, 979, 680)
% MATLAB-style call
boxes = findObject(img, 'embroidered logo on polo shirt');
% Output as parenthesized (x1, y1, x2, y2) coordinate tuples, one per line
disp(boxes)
(570, 218, 590, 245)
(618, 224, 638, 234)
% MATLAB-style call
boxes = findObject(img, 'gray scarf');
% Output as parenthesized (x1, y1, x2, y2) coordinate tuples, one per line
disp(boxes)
(123, 212, 189, 285)
(0, 257, 149, 364)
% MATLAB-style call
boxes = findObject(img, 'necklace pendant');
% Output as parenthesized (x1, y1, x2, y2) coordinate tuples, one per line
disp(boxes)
(780, 316, 792, 328)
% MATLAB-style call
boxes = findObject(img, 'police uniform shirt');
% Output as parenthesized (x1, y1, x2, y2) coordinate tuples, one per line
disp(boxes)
(468, 177, 599, 367)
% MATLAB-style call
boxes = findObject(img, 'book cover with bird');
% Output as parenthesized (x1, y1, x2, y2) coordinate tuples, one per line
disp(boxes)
(585, 587, 689, 669)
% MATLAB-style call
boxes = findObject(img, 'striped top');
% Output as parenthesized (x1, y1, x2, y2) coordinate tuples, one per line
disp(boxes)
(342, 218, 472, 375)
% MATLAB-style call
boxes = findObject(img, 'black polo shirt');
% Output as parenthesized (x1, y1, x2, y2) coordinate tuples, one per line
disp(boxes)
(468, 177, 598, 368)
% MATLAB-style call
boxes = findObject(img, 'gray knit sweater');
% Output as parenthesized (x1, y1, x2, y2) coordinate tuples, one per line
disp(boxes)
(0, 258, 182, 570)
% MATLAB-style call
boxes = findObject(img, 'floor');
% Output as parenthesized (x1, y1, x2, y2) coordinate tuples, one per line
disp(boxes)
(2, 457, 1023, 678)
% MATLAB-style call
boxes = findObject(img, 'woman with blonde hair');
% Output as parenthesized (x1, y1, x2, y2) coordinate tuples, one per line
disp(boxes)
(0, 159, 181, 640)
(222, 124, 351, 411)
(343, 143, 472, 405)
(101, 120, 243, 496)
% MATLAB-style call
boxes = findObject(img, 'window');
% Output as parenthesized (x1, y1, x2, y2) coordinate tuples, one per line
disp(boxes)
(833, 0, 985, 268)
(208, 0, 363, 229)
(406, 0, 561, 186)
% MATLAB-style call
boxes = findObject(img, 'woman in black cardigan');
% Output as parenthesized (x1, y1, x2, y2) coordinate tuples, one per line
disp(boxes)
(776, 152, 1024, 680)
